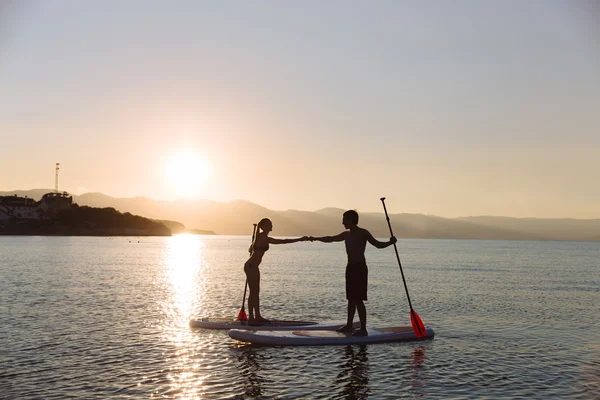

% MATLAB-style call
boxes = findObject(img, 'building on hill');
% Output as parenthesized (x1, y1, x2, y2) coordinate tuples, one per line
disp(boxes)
(39, 192, 73, 217)
(0, 192, 73, 222)
(0, 195, 39, 221)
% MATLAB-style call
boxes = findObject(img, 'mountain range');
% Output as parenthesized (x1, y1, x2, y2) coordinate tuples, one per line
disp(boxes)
(2, 189, 599, 242)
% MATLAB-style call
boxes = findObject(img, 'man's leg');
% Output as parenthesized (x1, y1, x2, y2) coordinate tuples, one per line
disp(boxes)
(356, 300, 366, 331)
(347, 300, 357, 326)
(352, 265, 369, 336)
(336, 300, 356, 333)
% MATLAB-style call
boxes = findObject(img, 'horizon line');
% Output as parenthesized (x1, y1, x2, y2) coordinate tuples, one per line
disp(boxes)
(1, 188, 599, 221)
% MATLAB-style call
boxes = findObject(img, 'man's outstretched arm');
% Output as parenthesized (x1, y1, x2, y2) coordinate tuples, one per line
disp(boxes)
(310, 232, 346, 243)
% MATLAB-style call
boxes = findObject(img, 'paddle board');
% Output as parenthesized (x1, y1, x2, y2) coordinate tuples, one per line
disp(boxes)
(189, 317, 357, 331)
(228, 326, 435, 345)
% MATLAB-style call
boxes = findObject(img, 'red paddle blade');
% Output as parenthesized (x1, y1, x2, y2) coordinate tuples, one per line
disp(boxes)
(410, 309, 427, 338)
(237, 309, 247, 321)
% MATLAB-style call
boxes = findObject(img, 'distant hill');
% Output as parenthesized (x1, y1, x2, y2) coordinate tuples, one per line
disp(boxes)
(1, 189, 599, 241)
(1, 189, 50, 200)
(457, 216, 600, 242)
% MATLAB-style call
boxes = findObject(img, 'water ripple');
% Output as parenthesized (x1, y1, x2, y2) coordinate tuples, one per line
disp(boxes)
(1, 236, 599, 399)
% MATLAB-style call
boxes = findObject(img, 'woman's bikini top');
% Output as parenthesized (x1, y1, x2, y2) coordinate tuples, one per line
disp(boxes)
(253, 243, 269, 252)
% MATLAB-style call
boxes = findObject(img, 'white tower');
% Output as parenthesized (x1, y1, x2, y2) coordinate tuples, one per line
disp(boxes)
(55, 163, 60, 193)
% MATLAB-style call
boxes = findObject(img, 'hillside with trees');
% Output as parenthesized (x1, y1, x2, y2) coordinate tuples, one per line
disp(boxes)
(1, 204, 172, 236)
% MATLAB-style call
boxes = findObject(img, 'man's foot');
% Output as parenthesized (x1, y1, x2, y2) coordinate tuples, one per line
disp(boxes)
(247, 319, 261, 326)
(352, 329, 368, 337)
(257, 317, 271, 323)
(336, 325, 354, 333)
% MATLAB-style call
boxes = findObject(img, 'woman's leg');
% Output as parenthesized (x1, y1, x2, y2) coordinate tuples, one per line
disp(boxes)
(248, 269, 269, 323)
(253, 268, 267, 321)
(245, 266, 260, 324)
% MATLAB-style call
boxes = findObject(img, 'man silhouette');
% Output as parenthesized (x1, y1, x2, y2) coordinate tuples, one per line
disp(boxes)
(310, 210, 396, 336)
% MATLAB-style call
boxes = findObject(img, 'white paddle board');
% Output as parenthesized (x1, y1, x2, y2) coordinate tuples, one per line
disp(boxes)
(228, 326, 435, 345)
(189, 317, 357, 331)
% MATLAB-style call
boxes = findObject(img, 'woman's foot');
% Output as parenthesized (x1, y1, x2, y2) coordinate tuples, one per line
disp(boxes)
(352, 329, 368, 337)
(256, 316, 270, 323)
(336, 325, 354, 333)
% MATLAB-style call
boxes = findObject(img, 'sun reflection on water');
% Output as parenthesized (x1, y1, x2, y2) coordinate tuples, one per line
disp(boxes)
(160, 234, 208, 399)
(165, 234, 205, 325)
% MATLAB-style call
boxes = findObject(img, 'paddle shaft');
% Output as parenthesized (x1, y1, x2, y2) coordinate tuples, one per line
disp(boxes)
(380, 197, 415, 311)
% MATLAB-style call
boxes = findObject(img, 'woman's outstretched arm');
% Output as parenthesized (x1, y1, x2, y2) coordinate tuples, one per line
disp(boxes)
(268, 236, 309, 244)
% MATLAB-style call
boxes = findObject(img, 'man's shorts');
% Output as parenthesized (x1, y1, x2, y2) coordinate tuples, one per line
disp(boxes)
(345, 263, 368, 301)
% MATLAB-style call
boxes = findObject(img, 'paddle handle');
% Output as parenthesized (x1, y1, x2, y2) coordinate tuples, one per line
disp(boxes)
(380, 197, 415, 311)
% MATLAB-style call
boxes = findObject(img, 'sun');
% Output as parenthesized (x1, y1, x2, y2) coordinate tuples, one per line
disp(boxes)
(164, 151, 212, 199)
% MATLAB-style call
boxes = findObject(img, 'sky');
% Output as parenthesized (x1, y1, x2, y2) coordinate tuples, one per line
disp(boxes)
(1, 1, 599, 218)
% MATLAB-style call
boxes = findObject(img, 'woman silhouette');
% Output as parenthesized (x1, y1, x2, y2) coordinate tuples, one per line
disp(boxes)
(244, 218, 307, 325)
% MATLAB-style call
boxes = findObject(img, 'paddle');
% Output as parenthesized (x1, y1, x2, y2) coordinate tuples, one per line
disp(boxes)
(237, 223, 258, 321)
(380, 197, 427, 338)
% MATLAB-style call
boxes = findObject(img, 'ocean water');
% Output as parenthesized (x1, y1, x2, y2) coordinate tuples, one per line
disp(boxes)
(1, 235, 599, 399)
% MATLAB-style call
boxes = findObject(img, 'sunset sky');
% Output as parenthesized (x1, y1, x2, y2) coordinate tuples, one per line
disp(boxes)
(1, 1, 599, 218)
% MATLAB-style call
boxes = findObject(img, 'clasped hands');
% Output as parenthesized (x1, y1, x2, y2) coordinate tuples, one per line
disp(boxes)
(300, 236, 397, 243)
